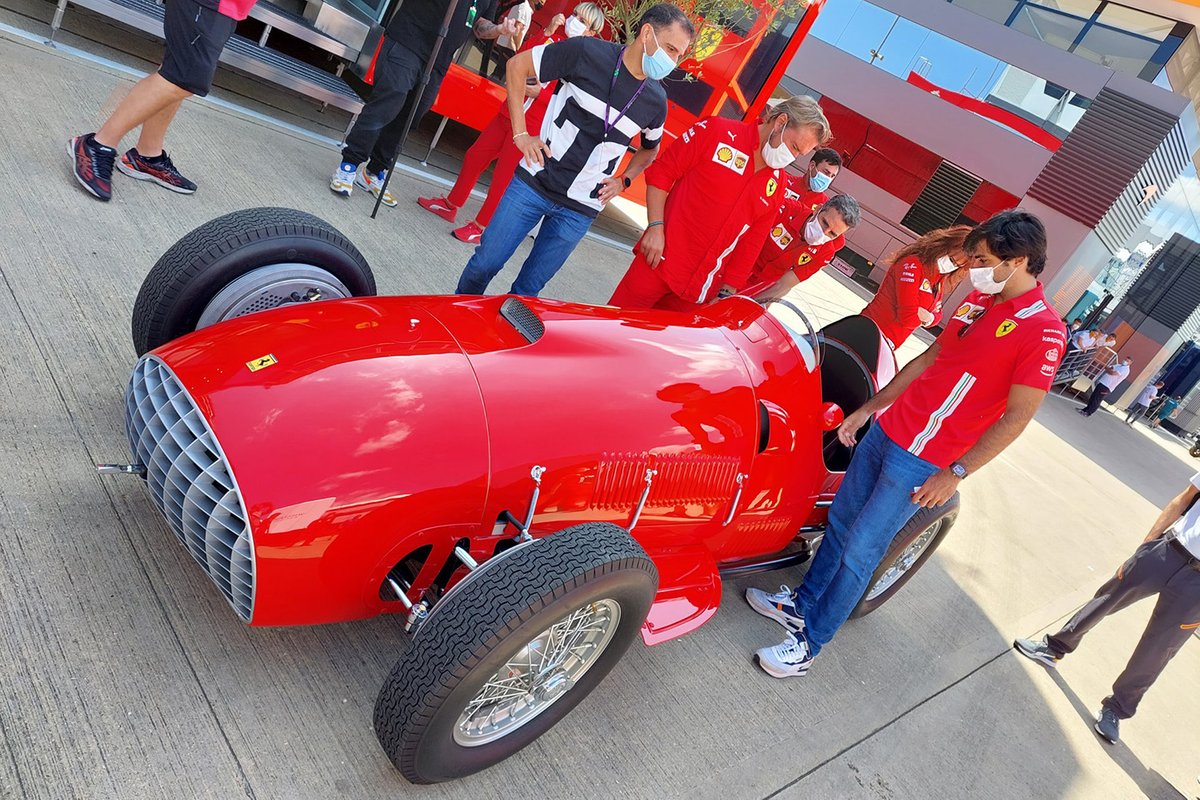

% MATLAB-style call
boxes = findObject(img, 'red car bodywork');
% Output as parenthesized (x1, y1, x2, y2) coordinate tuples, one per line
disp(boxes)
(147, 294, 842, 644)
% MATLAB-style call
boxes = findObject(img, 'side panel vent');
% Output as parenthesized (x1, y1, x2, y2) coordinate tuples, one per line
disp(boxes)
(500, 297, 545, 343)
(901, 161, 980, 235)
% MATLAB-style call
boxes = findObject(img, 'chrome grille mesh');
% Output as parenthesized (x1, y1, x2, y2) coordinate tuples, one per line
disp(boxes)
(126, 356, 255, 621)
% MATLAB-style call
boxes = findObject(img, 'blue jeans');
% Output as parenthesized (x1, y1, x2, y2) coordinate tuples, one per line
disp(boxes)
(794, 424, 940, 657)
(455, 178, 594, 296)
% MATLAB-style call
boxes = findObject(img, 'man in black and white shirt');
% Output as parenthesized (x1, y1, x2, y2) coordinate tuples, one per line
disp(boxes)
(455, 3, 694, 297)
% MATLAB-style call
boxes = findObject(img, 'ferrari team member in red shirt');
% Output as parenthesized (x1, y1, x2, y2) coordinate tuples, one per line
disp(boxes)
(69, 0, 260, 199)
(745, 210, 1067, 678)
(607, 95, 831, 310)
(861, 225, 971, 348)
(750, 194, 860, 301)
(796, 147, 841, 205)
(417, 3, 606, 244)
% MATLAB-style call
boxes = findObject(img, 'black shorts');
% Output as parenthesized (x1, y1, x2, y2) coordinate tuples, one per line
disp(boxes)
(159, 0, 236, 97)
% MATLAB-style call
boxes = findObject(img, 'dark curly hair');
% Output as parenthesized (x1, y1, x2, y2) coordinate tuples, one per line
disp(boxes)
(965, 209, 1048, 276)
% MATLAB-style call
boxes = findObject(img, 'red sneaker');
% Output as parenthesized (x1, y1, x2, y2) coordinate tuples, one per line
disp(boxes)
(452, 220, 485, 244)
(418, 195, 458, 222)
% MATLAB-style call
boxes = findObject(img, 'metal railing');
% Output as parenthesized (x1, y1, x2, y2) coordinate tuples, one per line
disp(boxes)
(1052, 346, 1118, 393)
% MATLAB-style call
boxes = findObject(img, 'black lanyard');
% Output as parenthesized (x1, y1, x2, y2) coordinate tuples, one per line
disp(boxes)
(603, 47, 647, 140)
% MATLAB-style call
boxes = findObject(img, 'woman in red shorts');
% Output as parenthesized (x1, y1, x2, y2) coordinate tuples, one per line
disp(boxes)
(417, 2, 606, 243)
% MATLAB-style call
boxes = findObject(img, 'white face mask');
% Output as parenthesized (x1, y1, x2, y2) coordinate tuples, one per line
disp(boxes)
(564, 15, 587, 37)
(761, 123, 795, 170)
(804, 215, 830, 245)
(969, 262, 1012, 295)
(936, 255, 957, 274)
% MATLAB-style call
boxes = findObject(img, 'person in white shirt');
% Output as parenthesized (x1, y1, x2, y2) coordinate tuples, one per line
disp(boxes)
(1071, 328, 1100, 351)
(1080, 355, 1131, 417)
(493, 0, 536, 72)
(1014, 473, 1200, 744)
(1125, 380, 1163, 425)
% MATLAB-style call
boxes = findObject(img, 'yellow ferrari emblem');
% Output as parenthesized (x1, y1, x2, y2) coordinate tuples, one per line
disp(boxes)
(995, 320, 1018, 338)
(797, 253, 813, 266)
(766, 178, 778, 197)
(247, 354, 278, 372)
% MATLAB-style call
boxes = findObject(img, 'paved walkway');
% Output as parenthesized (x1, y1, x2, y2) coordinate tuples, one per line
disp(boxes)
(0, 18, 1198, 800)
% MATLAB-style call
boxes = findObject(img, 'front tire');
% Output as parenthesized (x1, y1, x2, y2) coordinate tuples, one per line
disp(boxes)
(851, 492, 960, 618)
(131, 207, 375, 354)
(374, 523, 658, 784)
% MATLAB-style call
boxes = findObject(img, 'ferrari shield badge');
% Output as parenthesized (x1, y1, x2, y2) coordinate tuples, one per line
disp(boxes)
(995, 320, 1018, 338)
(766, 177, 778, 197)
(247, 354, 278, 372)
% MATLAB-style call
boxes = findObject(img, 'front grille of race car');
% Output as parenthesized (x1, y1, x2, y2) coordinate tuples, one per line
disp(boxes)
(125, 356, 255, 622)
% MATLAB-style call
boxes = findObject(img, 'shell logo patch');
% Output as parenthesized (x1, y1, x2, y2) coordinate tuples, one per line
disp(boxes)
(766, 177, 778, 197)
(713, 143, 748, 175)
(954, 302, 986, 323)
(770, 225, 792, 249)
(247, 354, 277, 372)
(796, 252, 813, 266)
(920, 278, 933, 293)
(996, 320, 1018, 338)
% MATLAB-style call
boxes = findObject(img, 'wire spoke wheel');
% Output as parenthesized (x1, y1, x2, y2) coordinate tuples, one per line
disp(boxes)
(851, 493, 959, 619)
(864, 520, 942, 602)
(454, 599, 621, 746)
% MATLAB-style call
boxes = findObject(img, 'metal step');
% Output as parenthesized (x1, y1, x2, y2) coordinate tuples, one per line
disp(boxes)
(50, 0, 364, 115)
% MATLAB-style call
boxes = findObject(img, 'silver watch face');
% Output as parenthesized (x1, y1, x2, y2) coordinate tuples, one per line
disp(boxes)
(952, 463, 967, 478)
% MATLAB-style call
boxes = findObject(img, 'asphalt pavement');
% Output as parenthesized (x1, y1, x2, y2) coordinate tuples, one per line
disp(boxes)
(0, 13, 1198, 800)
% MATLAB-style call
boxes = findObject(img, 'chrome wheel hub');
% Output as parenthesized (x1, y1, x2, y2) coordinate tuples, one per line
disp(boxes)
(197, 263, 352, 328)
(454, 599, 621, 746)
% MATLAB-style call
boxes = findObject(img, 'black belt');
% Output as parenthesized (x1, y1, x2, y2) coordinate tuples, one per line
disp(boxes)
(1168, 536, 1200, 569)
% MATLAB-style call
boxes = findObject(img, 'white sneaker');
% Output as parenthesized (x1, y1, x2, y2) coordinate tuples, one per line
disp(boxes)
(355, 166, 397, 207)
(330, 162, 356, 197)
(745, 584, 805, 630)
(755, 631, 814, 678)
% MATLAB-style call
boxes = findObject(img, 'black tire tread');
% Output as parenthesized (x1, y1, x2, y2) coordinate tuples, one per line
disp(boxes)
(131, 207, 374, 354)
(373, 523, 657, 783)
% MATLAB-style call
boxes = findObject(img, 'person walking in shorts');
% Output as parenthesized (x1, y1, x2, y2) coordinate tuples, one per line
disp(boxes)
(1014, 474, 1200, 744)
(69, 0, 258, 200)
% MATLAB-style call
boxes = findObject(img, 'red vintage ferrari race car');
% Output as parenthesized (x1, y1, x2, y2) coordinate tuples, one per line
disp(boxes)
(107, 208, 959, 784)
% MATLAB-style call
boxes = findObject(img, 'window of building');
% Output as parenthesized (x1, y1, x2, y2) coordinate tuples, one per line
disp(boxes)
(947, 0, 1190, 84)
(811, 0, 1092, 148)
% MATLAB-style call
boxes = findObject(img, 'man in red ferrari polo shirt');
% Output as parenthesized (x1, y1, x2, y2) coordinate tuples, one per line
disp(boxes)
(745, 209, 1067, 678)
(606, 94, 831, 311)
(750, 194, 859, 299)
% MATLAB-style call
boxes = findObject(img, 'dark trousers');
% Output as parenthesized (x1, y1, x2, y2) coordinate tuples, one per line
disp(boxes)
(342, 38, 445, 174)
(1047, 537, 1200, 719)
(1082, 383, 1111, 416)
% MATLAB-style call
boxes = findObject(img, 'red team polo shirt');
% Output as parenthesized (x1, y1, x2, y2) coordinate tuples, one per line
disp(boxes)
(748, 191, 840, 286)
(878, 284, 1067, 468)
(861, 256, 946, 347)
(643, 117, 790, 303)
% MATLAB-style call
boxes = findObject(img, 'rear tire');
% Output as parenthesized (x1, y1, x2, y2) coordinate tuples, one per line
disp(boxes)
(374, 523, 658, 784)
(850, 492, 959, 618)
(131, 207, 375, 354)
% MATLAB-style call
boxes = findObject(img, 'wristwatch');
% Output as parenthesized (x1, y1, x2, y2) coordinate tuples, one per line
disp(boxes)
(949, 462, 969, 479)
(622, 176, 632, 189)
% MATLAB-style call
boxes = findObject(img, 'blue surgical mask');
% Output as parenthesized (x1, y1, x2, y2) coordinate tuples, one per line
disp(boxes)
(809, 170, 833, 193)
(642, 29, 676, 81)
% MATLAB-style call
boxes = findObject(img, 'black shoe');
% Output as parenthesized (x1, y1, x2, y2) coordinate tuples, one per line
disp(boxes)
(68, 133, 115, 200)
(1094, 707, 1120, 744)
(1013, 637, 1060, 669)
(117, 148, 197, 194)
